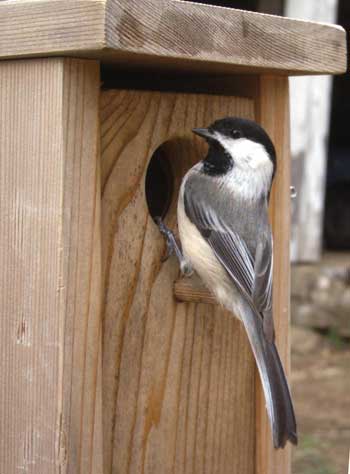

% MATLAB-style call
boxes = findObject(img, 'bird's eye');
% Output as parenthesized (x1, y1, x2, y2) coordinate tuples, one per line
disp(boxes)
(231, 129, 242, 139)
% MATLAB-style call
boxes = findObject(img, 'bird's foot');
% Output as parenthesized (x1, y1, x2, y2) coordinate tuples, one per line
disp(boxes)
(155, 217, 193, 276)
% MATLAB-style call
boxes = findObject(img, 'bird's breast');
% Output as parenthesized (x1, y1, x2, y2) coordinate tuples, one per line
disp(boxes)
(177, 196, 239, 313)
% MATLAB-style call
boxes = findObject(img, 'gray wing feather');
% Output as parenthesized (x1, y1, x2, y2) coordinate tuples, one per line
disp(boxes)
(209, 230, 254, 297)
(183, 184, 297, 448)
(184, 186, 273, 336)
(253, 239, 274, 341)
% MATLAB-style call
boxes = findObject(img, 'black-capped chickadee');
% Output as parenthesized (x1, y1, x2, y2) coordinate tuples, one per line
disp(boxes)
(157, 117, 297, 449)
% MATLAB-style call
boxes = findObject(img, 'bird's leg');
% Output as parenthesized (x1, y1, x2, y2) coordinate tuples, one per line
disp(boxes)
(155, 217, 193, 276)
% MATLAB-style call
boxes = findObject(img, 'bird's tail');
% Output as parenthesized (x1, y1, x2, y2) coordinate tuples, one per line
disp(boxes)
(238, 304, 297, 448)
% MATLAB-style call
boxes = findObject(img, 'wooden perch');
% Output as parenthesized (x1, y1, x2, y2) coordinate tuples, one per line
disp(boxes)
(174, 275, 218, 305)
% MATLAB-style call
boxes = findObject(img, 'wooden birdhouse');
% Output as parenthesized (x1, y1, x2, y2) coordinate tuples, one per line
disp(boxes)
(0, 1, 346, 473)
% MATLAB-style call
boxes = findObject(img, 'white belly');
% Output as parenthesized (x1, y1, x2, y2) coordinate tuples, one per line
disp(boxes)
(177, 198, 242, 318)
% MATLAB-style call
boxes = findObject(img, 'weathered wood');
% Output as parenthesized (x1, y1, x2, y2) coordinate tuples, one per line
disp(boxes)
(0, 58, 102, 474)
(174, 276, 217, 305)
(0, 0, 346, 76)
(100, 89, 257, 474)
(286, 0, 339, 262)
(255, 76, 292, 474)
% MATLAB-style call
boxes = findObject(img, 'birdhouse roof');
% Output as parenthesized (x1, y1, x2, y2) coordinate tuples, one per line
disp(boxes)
(0, 0, 346, 76)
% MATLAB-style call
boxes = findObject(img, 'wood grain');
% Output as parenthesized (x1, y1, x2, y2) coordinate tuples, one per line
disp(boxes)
(174, 276, 217, 305)
(100, 89, 257, 474)
(0, 58, 102, 473)
(255, 76, 292, 474)
(0, 0, 106, 57)
(0, 0, 346, 76)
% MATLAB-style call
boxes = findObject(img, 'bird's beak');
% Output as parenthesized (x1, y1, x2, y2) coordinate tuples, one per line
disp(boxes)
(192, 128, 214, 140)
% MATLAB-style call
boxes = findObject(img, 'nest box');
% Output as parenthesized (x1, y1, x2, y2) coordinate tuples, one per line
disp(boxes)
(0, 1, 346, 473)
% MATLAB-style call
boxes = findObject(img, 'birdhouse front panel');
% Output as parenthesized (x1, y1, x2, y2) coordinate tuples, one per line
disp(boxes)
(99, 85, 288, 473)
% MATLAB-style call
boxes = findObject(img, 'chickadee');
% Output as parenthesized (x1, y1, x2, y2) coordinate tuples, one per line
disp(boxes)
(157, 117, 297, 449)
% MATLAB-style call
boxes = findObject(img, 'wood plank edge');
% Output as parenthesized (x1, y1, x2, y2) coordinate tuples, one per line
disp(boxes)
(0, 0, 346, 75)
(105, 0, 347, 75)
(174, 278, 218, 305)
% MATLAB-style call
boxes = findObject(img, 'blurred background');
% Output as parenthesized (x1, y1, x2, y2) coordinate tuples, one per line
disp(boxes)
(184, 1, 350, 472)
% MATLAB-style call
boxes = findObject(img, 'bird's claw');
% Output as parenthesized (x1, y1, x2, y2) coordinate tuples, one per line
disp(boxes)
(155, 216, 193, 275)
(155, 216, 176, 262)
(180, 261, 194, 277)
(155, 216, 172, 239)
(162, 239, 174, 262)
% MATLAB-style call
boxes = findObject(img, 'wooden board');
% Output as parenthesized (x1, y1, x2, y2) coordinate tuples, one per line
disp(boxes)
(0, 58, 102, 474)
(255, 76, 292, 474)
(0, 0, 346, 76)
(100, 89, 258, 474)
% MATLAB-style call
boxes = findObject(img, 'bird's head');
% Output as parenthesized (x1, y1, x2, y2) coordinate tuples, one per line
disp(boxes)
(193, 117, 276, 181)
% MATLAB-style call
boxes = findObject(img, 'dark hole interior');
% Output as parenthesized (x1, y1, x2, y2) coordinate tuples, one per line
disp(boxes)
(145, 146, 174, 221)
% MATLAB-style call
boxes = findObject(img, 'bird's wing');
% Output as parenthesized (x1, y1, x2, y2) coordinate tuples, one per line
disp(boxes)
(183, 185, 298, 447)
(184, 186, 274, 340)
(253, 238, 274, 341)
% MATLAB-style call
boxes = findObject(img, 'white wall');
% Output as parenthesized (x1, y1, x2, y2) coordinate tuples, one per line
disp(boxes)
(285, 0, 338, 262)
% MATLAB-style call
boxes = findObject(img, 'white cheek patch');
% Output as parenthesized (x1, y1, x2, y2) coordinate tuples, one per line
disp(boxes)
(214, 134, 274, 199)
(215, 135, 272, 172)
